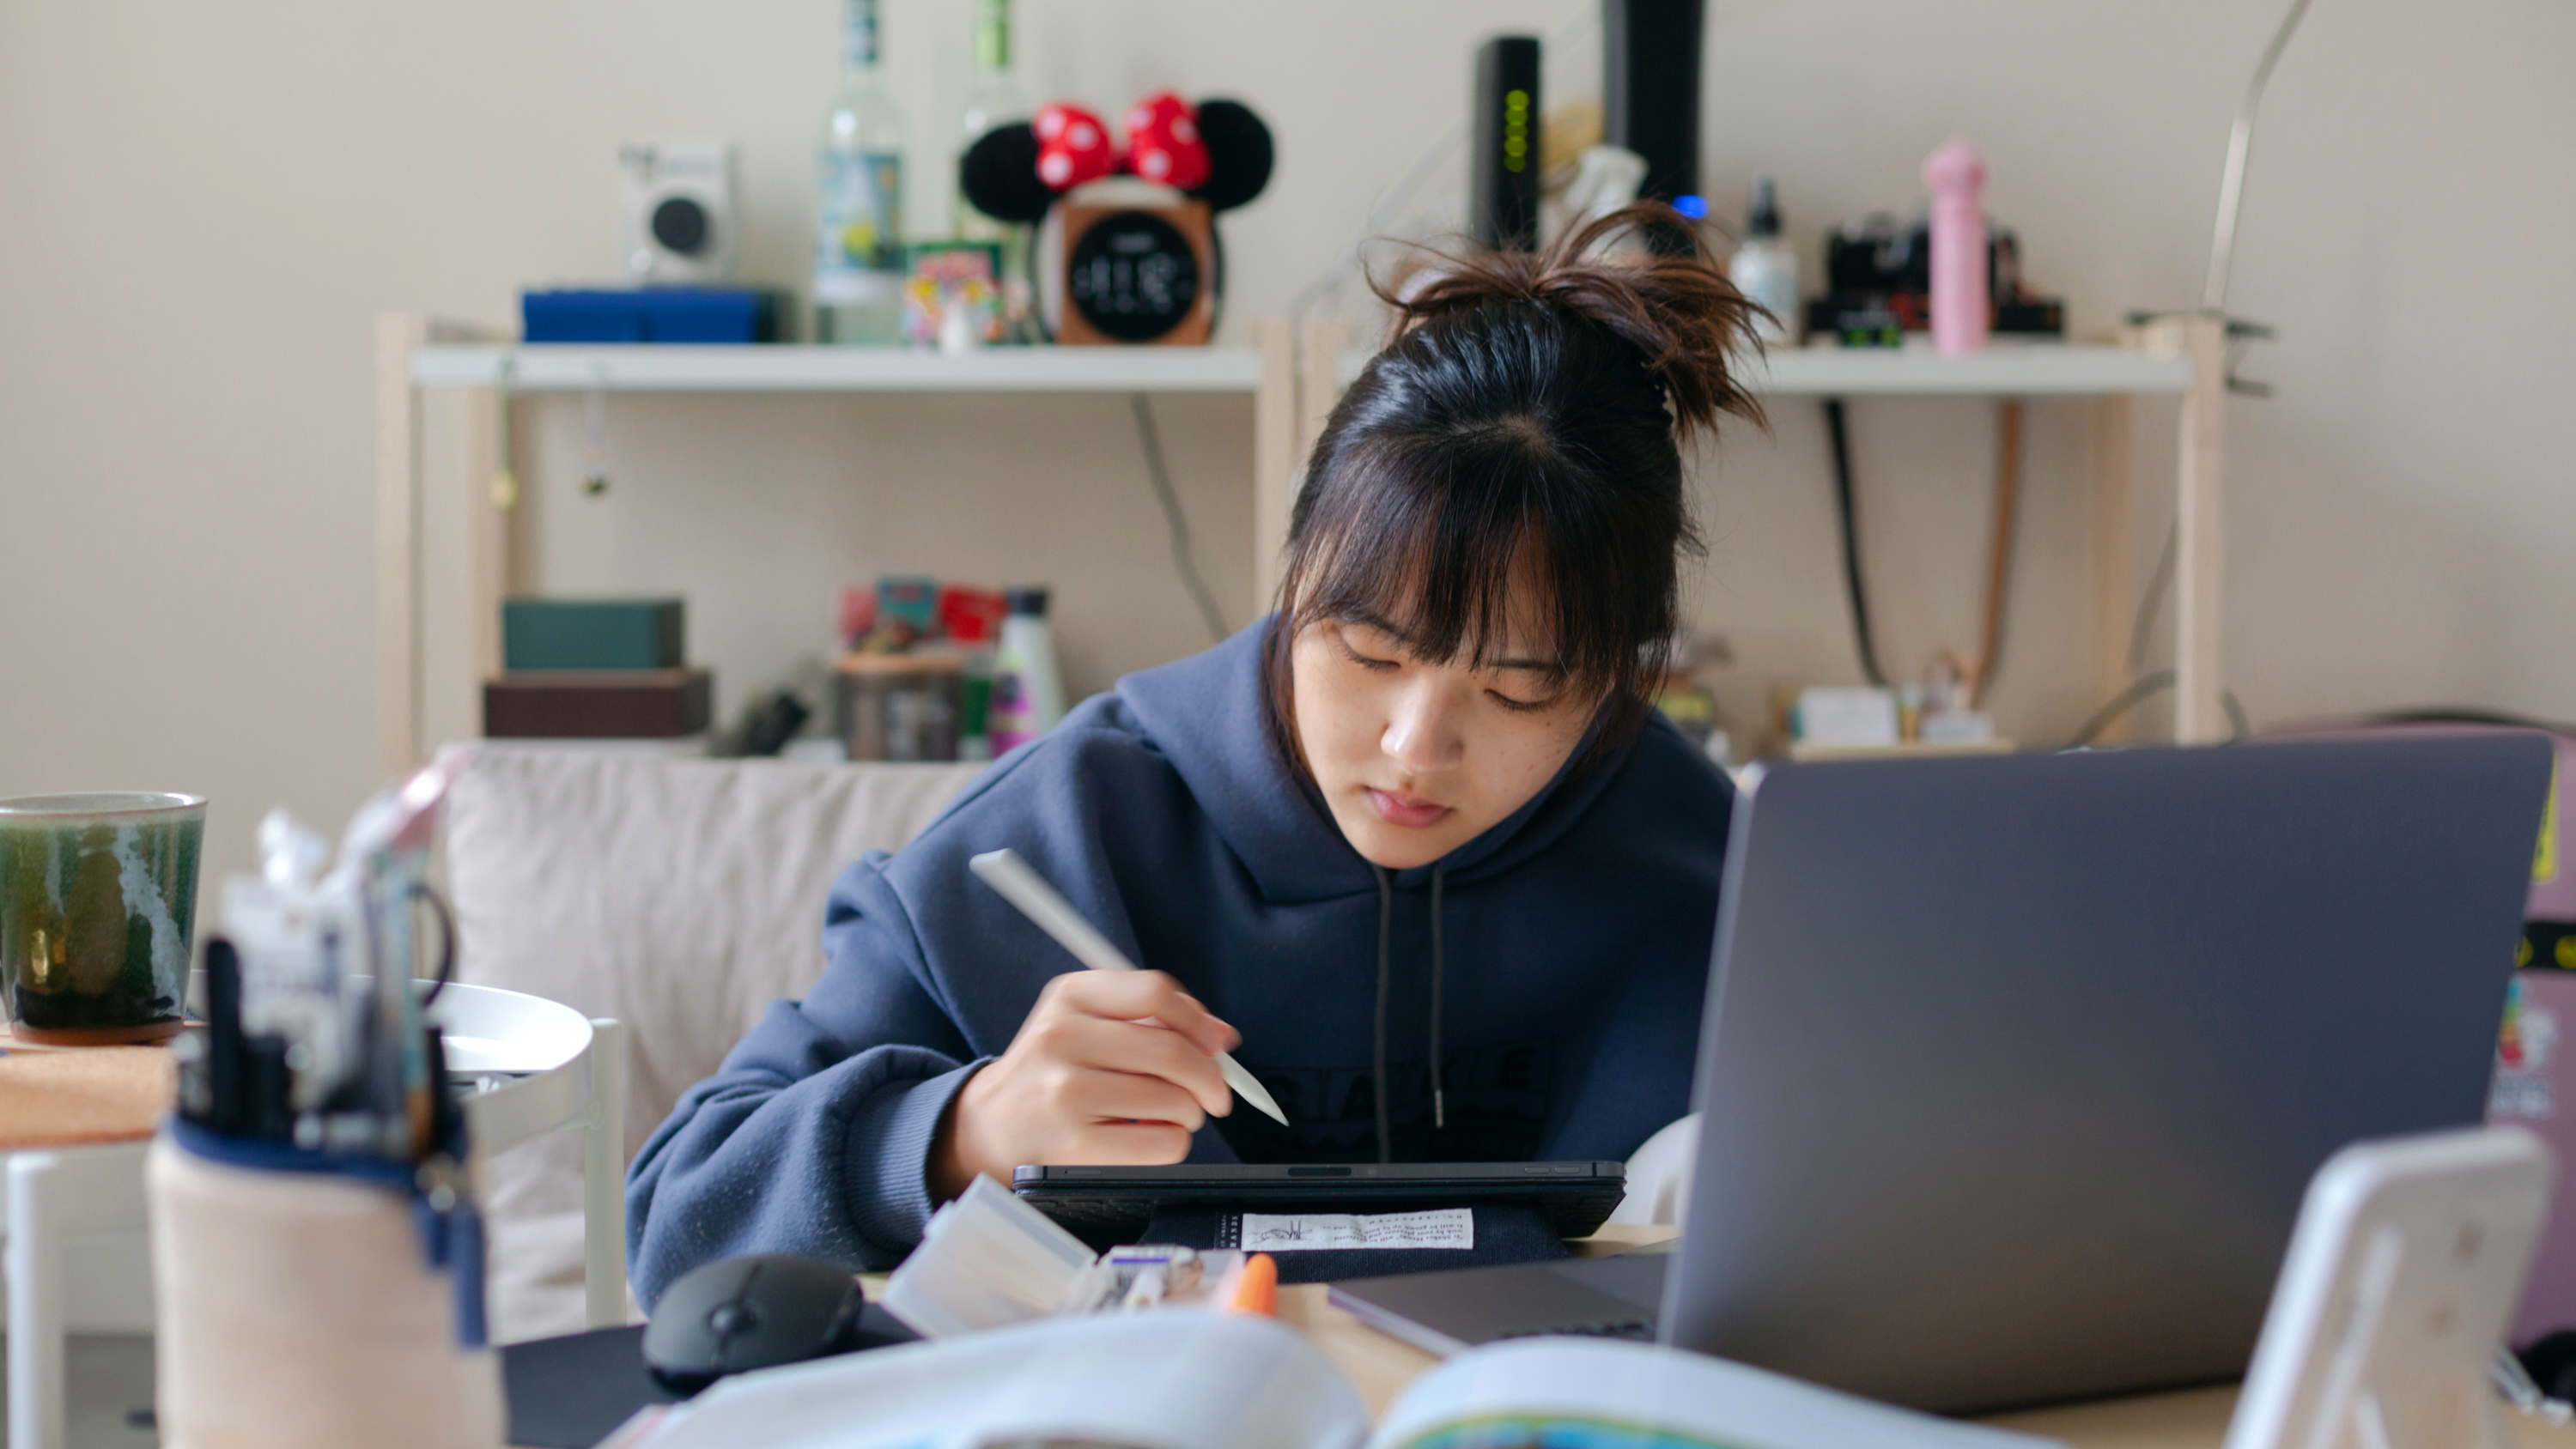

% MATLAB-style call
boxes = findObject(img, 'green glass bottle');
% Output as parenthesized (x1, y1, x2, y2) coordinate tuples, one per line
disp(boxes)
(954, 0, 1035, 342)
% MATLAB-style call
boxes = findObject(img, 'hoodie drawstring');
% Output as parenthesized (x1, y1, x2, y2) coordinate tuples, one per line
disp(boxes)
(1372, 866, 1394, 1164)
(1429, 866, 1446, 1131)
(1370, 865, 1451, 1162)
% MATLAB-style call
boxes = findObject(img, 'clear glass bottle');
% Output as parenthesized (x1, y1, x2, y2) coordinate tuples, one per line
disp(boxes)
(1730, 175, 1801, 346)
(815, 0, 908, 345)
(953, 0, 1035, 342)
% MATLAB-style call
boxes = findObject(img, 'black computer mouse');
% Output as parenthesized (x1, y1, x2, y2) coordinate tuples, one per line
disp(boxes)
(641, 1253, 914, 1394)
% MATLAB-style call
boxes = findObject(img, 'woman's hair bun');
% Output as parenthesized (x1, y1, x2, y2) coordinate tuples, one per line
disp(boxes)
(1376, 203, 1767, 440)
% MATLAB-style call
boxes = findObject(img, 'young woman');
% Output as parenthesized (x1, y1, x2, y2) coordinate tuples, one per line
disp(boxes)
(626, 204, 1765, 1302)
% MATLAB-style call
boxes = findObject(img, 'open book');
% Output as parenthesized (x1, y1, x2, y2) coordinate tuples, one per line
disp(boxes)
(605, 1309, 2063, 1449)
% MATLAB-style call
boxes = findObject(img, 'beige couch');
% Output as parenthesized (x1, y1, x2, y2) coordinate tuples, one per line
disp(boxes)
(444, 746, 983, 1341)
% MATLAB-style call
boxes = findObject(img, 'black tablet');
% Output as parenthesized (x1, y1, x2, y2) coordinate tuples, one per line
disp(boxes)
(1012, 1161, 1626, 1246)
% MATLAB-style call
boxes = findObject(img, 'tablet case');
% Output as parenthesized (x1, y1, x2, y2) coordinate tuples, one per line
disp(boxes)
(1012, 1161, 1626, 1251)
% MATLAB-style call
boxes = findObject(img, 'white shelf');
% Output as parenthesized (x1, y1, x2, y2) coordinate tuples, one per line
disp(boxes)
(1751, 344, 2190, 396)
(1336, 342, 2190, 397)
(411, 340, 2183, 399)
(410, 343, 1265, 393)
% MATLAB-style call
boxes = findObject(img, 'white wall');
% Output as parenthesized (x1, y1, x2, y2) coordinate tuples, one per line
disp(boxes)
(4, 0, 2571, 900)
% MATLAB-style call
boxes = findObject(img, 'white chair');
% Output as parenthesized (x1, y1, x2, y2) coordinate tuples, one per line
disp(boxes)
(438, 985, 629, 1331)
(0, 982, 622, 1449)
(4, 1141, 149, 1449)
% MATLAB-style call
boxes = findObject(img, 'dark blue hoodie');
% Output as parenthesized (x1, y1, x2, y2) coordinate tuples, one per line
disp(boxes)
(625, 621, 1734, 1306)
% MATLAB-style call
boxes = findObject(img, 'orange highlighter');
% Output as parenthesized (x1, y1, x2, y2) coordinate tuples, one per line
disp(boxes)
(1225, 1252, 1279, 1316)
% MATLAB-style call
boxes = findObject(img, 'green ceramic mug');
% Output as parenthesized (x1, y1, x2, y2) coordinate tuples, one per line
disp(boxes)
(0, 792, 204, 1044)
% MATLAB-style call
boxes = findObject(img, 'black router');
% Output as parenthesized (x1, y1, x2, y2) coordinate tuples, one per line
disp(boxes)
(1605, 0, 1706, 210)
(1469, 35, 1541, 252)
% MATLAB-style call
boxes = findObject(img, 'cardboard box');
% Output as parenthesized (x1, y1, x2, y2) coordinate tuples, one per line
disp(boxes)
(483, 669, 712, 738)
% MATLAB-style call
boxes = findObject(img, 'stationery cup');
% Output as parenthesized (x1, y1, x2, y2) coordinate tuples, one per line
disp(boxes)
(148, 1130, 504, 1449)
(0, 791, 204, 1044)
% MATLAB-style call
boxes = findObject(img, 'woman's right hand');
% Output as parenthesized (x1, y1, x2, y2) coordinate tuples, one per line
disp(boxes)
(929, 970, 1241, 1203)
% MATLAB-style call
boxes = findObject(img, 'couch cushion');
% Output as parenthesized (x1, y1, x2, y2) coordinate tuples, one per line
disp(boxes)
(444, 745, 981, 1340)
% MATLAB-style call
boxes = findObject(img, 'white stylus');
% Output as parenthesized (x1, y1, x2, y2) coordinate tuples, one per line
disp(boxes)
(969, 847, 1290, 1126)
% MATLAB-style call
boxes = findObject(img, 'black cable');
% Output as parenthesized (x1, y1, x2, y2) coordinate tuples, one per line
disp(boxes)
(1428, 866, 1445, 1132)
(2130, 524, 2178, 673)
(2069, 670, 2254, 749)
(1823, 398, 1886, 688)
(2069, 671, 2176, 748)
(2105, 520, 2251, 745)
(1131, 394, 1230, 646)
(1372, 866, 1394, 1166)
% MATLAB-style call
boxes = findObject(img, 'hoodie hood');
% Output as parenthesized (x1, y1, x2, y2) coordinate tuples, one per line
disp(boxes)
(1116, 618, 1636, 903)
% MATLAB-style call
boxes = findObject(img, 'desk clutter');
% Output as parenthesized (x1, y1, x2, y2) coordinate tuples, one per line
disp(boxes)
(147, 751, 503, 1449)
(833, 576, 1064, 762)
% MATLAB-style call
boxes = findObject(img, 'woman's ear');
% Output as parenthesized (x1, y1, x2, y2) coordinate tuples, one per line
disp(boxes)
(1185, 100, 1273, 213)
(959, 123, 1058, 224)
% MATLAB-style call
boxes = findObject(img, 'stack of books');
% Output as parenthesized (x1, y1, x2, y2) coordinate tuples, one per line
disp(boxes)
(483, 598, 712, 740)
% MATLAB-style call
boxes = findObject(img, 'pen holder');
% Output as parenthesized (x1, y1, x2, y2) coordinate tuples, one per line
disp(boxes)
(147, 1128, 504, 1449)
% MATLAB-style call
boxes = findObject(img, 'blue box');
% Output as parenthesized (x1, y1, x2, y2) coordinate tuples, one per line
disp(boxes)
(519, 288, 787, 344)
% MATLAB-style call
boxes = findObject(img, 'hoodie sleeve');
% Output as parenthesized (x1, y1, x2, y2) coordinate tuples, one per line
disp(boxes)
(623, 848, 981, 1307)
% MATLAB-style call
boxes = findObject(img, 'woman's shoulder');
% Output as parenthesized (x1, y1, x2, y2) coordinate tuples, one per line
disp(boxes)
(1618, 710, 1736, 804)
(933, 693, 1194, 834)
(833, 700, 1206, 916)
(1564, 711, 1736, 862)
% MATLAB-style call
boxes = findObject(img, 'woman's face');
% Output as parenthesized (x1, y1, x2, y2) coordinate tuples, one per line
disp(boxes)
(1290, 597, 1601, 870)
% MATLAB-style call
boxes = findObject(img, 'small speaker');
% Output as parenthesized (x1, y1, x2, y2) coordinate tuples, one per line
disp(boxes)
(617, 141, 739, 283)
(1603, 0, 1706, 210)
(1470, 36, 1542, 252)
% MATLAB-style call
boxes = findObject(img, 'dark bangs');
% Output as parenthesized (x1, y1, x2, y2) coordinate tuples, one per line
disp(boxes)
(1261, 203, 1763, 777)
(1284, 395, 1680, 699)
(1267, 297, 1704, 765)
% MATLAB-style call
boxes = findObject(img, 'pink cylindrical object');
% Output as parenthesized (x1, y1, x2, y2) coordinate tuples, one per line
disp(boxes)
(1923, 138, 1989, 356)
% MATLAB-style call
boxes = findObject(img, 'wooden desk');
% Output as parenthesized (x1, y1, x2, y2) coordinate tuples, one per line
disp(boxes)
(1273, 1226, 2576, 1449)
(0, 1046, 171, 1149)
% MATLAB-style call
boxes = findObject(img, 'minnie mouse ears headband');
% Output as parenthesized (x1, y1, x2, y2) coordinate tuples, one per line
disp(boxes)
(959, 92, 1273, 225)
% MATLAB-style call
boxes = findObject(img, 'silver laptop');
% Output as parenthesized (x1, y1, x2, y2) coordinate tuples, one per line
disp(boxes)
(1331, 735, 2553, 1414)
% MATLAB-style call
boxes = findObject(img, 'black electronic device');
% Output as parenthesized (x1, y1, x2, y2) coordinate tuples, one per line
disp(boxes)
(1807, 213, 2065, 344)
(639, 1253, 914, 1395)
(1603, 0, 1706, 209)
(1012, 1160, 1626, 1250)
(1470, 36, 1542, 252)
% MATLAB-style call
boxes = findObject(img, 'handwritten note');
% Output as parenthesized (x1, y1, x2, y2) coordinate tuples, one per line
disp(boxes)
(1236, 1208, 1474, 1252)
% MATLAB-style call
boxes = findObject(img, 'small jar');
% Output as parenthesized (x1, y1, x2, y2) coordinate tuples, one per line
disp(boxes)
(837, 654, 966, 762)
